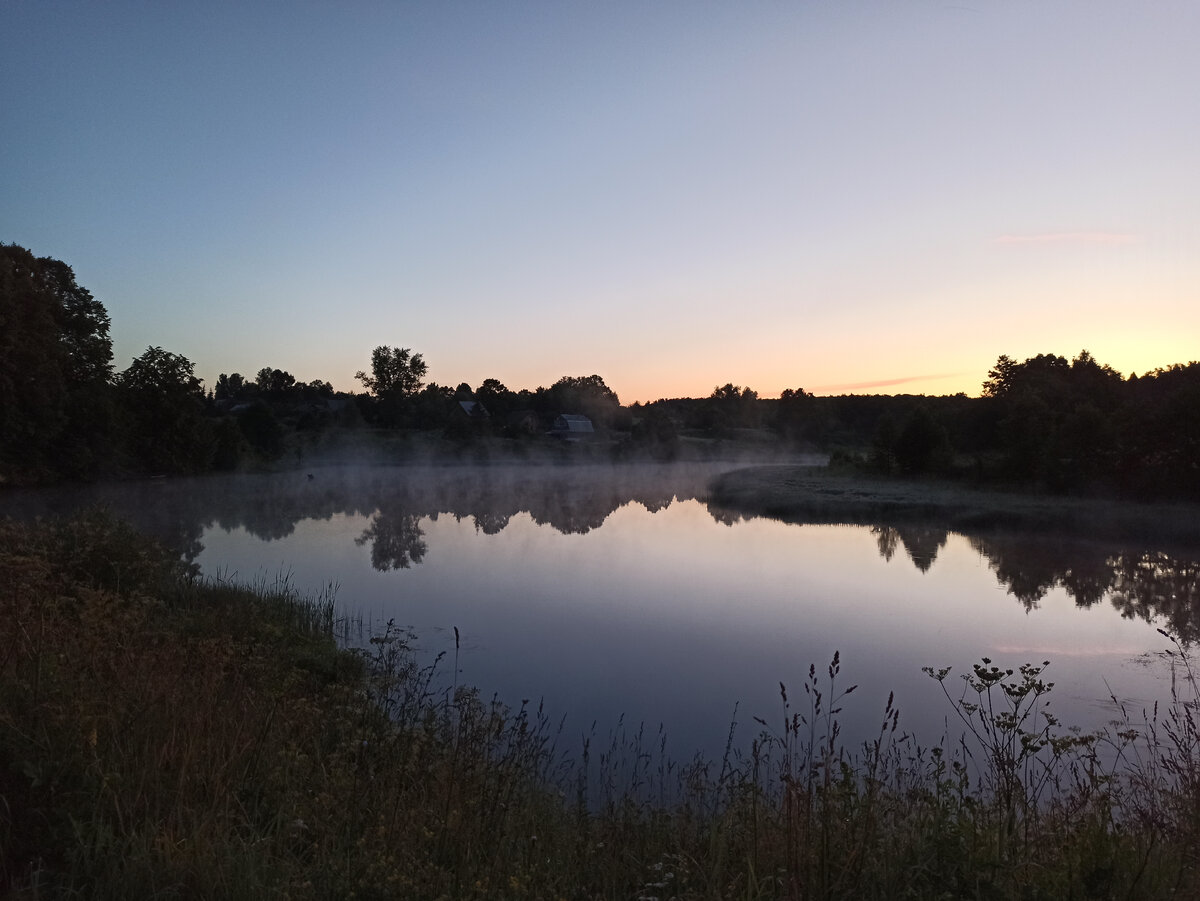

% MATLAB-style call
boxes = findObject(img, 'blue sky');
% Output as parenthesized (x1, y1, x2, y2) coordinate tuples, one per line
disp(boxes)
(4, 1, 1197, 401)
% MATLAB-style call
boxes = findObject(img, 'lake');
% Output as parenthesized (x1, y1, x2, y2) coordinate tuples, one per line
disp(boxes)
(4, 462, 1194, 760)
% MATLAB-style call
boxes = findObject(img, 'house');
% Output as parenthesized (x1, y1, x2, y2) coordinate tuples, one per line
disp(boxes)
(505, 410, 541, 434)
(458, 400, 490, 420)
(550, 413, 595, 441)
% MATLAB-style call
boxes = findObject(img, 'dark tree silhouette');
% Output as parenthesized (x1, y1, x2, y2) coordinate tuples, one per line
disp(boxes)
(704, 383, 760, 433)
(236, 402, 285, 459)
(117, 346, 213, 474)
(355, 346, 429, 428)
(356, 512, 428, 570)
(255, 367, 297, 398)
(892, 407, 952, 474)
(356, 346, 427, 398)
(982, 350, 1125, 491)
(546, 374, 622, 429)
(214, 372, 249, 401)
(0, 245, 115, 481)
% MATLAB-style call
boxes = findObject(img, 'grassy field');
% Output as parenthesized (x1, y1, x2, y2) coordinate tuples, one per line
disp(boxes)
(3, 511, 1200, 898)
(709, 464, 1200, 544)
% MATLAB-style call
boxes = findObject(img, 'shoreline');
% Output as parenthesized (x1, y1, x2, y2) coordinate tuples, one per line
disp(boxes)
(708, 464, 1200, 545)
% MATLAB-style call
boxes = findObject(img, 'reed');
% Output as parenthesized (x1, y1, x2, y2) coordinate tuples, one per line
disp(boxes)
(3, 511, 1199, 898)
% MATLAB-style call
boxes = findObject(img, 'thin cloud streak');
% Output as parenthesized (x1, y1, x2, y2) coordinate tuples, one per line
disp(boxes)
(993, 231, 1141, 246)
(811, 373, 965, 394)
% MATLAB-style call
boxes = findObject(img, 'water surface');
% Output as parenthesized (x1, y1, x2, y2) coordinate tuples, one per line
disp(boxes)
(5, 464, 1194, 759)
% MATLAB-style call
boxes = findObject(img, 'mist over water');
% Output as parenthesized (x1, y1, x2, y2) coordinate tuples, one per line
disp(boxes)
(3, 463, 1194, 760)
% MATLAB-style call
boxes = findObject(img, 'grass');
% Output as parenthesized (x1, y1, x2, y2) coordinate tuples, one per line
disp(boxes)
(3, 511, 1200, 898)
(708, 464, 1200, 544)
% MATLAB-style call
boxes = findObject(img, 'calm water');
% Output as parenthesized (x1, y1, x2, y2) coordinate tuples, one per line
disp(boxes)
(5, 463, 1194, 759)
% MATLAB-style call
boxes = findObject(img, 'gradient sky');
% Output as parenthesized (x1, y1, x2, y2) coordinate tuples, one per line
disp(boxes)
(4, 1, 1198, 402)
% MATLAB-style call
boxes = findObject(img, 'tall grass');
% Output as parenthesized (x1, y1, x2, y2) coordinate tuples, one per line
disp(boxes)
(3, 511, 1200, 898)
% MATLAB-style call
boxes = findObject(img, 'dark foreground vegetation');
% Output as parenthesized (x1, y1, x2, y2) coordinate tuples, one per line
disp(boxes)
(5, 242, 1200, 503)
(4, 513, 1200, 899)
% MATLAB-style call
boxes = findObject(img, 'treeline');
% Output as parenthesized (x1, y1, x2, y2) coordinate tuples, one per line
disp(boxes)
(640, 352, 1200, 500)
(3, 244, 1199, 499)
(0, 245, 629, 483)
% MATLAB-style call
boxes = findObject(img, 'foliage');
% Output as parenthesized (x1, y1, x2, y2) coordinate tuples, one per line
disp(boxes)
(236, 401, 286, 460)
(6, 247, 1200, 494)
(981, 350, 1125, 489)
(116, 346, 214, 474)
(355, 345, 427, 398)
(704, 383, 761, 433)
(892, 406, 953, 474)
(0, 244, 115, 481)
(629, 406, 681, 460)
(255, 365, 296, 397)
(214, 371, 249, 401)
(546, 374, 622, 429)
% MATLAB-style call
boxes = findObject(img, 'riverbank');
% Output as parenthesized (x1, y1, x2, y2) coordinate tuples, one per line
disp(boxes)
(709, 464, 1200, 544)
(4, 512, 1199, 898)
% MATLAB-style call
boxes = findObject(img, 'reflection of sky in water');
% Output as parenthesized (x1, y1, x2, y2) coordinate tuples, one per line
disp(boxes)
(198, 499, 1175, 760)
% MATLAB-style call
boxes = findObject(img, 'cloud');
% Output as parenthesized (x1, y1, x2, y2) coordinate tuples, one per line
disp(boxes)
(811, 373, 964, 394)
(992, 231, 1140, 246)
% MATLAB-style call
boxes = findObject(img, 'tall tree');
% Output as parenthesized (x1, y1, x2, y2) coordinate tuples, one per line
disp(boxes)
(982, 350, 1125, 490)
(256, 367, 297, 397)
(354, 346, 428, 427)
(214, 372, 248, 401)
(547, 374, 621, 428)
(355, 346, 427, 398)
(0, 245, 114, 481)
(117, 346, 213, 474)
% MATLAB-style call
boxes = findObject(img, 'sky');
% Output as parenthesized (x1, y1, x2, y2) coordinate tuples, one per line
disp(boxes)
(3, 1, 1198, 402)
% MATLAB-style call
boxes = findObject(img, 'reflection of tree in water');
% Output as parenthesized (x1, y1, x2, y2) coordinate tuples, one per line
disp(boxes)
(967, 533, 1200, 642)
(967, 534, 1119, 611)
(898, 526, 948, 572)
(870, 525, 947, 572)
(230, 503, 299, 541)
(872, 526, 900, 562)
(471, 511, 511, 535)
(1059, 554, 1115, 608)
(707, 506, 745, 527)
(1109, 552, 1200, 644)
(638, 495, 674, 514)
(356, 512, 427, 571)
(530, 505, 609, 535)
(8, 466, 1200, 643)
(968, 534, 1123, 611)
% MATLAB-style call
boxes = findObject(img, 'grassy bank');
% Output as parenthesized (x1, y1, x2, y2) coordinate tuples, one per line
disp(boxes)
(709, 464, 1200, 544)
(3, 513, 1200, 899)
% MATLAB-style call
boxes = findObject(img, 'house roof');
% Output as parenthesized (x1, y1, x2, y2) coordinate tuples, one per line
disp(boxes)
(553, 414, 594, 433)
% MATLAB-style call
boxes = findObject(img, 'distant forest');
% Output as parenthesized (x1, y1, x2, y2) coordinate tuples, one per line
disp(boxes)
(3, 243, 1198, 500)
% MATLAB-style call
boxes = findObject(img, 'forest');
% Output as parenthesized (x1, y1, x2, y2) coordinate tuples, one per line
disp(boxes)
(3, 243, 1198, 500)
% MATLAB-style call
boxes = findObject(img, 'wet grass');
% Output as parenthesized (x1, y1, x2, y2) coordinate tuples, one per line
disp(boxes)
(709, 464, 1200, 544)
(3, 511, 1200, 898)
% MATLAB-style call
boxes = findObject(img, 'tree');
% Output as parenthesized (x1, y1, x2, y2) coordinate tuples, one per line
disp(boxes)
(547, 374, 621, 428)
(117, 346, 213, 474)
(356, 346, 427, 398)
(476, 377, 515, 421)
(775, 387, 814, 444)
(705, 383, 760, 432)
(982, 354, 1019, 399)
(237, 402, 285, 459)
(0, 245, 115, 481)
(214, 372, 248, 401)
(255, 367, 297, 397)
(982, 350, 1127, 490)
(892, 406, 953, 474)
